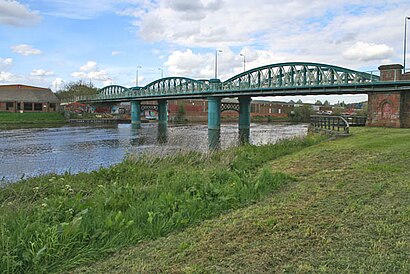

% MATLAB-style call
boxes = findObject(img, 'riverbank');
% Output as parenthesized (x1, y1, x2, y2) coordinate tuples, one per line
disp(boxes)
(0, 112, 66, 129)
(0, 134, 323, 273)
(74, 127, 410, 273)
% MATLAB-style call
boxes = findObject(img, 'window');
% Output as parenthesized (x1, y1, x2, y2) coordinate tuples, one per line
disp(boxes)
(24, 103, 32, 111)
(6, 102, 14, 110)
(49, 103, 56, 111)
(34, 103, 43, 111)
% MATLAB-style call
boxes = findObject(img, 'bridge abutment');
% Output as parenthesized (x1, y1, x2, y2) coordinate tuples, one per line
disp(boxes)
(367, 64, 410, 128)
(131, 101, 141, 128)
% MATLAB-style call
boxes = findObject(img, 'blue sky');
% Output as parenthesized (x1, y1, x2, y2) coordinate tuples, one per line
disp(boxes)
(1, 0, 410, 103)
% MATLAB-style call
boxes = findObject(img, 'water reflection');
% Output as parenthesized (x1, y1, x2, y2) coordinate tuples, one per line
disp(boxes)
(0, 123, 308, 183)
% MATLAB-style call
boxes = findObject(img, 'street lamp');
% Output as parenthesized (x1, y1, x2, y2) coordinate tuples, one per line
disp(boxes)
(214, 49, 223, 79)
(404, 16, 410, 73)
(158, 67, 164, 78)
(136, 66, 142, 86)
(239, 53, 246, 72)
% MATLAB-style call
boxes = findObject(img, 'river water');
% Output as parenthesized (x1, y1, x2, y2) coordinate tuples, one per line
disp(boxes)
(0, 123, 308, 184)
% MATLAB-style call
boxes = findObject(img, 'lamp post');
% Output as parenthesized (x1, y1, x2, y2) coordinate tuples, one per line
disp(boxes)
(239, 53, 246, 72)
(214, 49, 223, 79)
(158, 67, 164, 78)
(404, 17, 410, 73)
(136, 66, 142, 86)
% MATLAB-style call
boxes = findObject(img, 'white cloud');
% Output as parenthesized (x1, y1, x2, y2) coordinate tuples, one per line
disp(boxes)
(0, 0, 41, 26)
(51, 78, 65, 91)
(37, 0, 125, 19)
(0, 71, 18, 82)
(103, 78, 114, 86)
(164, 47, 296, 80)
(111, 51, 122, 56)
(0, 57, 13, 68)
(72, 61, 112, 84)
(30, 69, 54, 76)
(128, 0, 343, 47)
(80, 61, 97, 71)
(11, 44, 42, 56)
(343, 42, 394, 62)
(122, 0, 409, 73)
(165, 49, 208, 77)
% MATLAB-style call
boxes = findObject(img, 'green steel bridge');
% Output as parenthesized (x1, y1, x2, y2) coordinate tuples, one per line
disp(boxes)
(75, 62, 410, 102)
(73, 62, 410, 148)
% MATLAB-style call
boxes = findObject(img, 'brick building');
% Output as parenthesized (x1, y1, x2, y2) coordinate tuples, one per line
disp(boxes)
(166, 98, 292, 122)
(0, 84, 60, 113)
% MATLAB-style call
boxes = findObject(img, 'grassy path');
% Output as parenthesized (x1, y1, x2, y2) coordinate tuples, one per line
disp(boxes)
(74, 127, 410, 273)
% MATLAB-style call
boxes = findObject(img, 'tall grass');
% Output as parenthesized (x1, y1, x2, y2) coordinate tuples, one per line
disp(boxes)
(0, 134, 324, 273)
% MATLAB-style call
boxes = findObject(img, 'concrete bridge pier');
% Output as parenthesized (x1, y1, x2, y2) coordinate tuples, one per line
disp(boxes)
(207, 96, 221, 150)
(238, 96, 252, 144)
(157, 100, 168, 143)
(131, 101, 141, 128)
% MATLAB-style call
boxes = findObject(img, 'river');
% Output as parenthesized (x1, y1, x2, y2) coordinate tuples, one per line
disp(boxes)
(0, 123, 308, 184)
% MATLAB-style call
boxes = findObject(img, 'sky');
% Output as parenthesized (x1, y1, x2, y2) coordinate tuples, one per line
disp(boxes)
(1, 0, 410, 104)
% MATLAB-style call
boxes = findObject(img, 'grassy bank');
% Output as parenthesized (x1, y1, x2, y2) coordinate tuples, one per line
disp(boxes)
(74, 127, 410, 273)
(0, 135, 324, 273)
(0, 112, 66, 128)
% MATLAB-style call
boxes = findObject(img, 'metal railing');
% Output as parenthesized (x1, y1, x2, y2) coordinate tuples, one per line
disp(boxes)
(310, 115, 350, 135)
(341, 115, 367, 126)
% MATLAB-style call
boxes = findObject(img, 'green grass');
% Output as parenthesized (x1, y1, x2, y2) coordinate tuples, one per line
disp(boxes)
(0, 134, 324, 273)
(73, 127, 410, 273)
(0, 112, 65, 124)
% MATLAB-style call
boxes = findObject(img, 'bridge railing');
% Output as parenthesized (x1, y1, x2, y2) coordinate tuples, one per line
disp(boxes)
(310, 115, 350, 135)
(341, 115, 367, 126)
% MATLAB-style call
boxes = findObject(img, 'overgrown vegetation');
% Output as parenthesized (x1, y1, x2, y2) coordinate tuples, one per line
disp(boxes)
(289, 104, 314, 122)
(0, 134, 324, 273)
(74, 127, 410, 273)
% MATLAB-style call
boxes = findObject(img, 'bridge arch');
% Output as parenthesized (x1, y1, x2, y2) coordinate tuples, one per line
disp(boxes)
(98, 85, 134, 98)
(222, 62, 379, 91)
(141, 77, 210, 96)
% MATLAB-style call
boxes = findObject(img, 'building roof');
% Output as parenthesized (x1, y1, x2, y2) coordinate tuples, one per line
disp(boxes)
(0, 84, 60, 103)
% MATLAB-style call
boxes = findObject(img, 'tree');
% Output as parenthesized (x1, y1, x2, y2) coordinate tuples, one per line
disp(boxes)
(315, 100, 323, 105)
(174, 102, 186, 123)
(323, 100, 330, 106)
(290, 104, 313, 123)
(55, 80, 98, 99)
